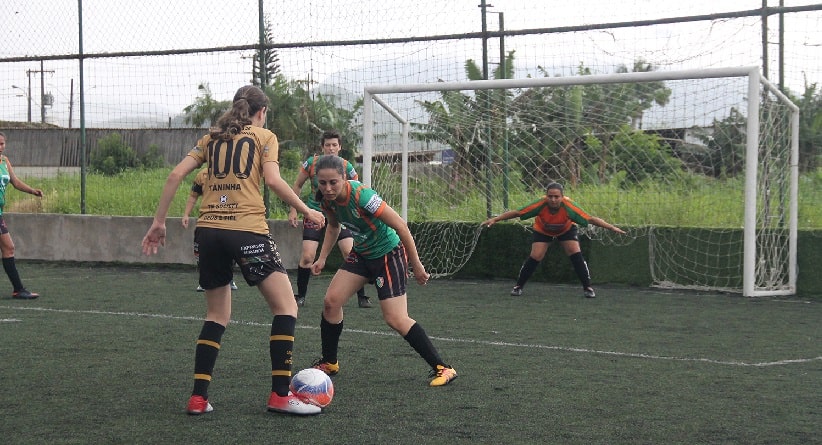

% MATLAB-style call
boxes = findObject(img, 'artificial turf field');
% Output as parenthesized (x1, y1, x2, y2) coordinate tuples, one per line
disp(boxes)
(0, 262, 819, 444)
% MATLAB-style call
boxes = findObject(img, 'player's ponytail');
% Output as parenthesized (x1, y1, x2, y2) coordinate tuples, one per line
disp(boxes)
(210, 85, 269, 141)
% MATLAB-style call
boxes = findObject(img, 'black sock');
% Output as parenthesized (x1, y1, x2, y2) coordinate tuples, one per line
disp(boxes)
(356, 287, 366, 298)
(320, 315, 343, 364)
(192, 321, 225, 399)
(270, 315, 296, 396)
(569, 252, 592, 288)
(403, 322, 445, 370)
(515, 257, 540, 288)
(3, 257, 25, 292)
(296, 267, 311, 298)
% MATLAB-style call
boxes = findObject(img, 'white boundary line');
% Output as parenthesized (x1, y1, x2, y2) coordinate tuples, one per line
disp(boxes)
(3, 305, 820, 368)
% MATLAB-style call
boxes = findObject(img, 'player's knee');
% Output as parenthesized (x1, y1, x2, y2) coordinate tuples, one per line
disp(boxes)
(382, 312, 410, 332)
(322, 292, 346, 310)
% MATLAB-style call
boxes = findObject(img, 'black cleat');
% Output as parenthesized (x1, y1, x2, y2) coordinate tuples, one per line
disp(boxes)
(12, 289, 39, 299)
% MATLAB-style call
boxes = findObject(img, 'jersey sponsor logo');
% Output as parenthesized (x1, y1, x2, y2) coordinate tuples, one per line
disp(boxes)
(240, 243, 266, 255)
(542, 222, 568, 233)
(363, 195, 382, 214)
(202, 214, 237, 221)
(207, 202, 239, 210)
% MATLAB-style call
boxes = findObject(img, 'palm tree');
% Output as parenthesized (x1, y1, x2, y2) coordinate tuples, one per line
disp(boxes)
(413, 50, 516, 190)
(182, 83, 229, 128)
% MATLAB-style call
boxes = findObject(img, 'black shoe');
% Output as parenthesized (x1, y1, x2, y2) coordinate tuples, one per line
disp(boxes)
(12, 289, 39, 299)
(358, 295, 373, 308)
(295, 294, 305, 307)
(510, 286, 523, 296)
(583, 287, 596, 298)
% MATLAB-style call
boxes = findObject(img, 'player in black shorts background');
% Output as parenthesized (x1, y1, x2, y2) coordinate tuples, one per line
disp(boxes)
(288, 130, 371, 308)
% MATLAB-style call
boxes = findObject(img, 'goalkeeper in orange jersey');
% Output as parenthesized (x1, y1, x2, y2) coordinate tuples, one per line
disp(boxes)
(483, 182, 626, 298)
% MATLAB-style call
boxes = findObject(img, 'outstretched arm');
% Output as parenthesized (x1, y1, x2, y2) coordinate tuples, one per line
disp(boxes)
(483, 209, 520, 227)
(588, 216, 626, 234)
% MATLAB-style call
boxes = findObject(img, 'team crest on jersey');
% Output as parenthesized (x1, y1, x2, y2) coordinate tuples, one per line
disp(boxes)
(375, 277, 384, 288)
(220, 195, 227, 203)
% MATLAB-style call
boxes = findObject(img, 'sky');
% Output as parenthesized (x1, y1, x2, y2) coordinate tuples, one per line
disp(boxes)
(1, 0, 820, 127)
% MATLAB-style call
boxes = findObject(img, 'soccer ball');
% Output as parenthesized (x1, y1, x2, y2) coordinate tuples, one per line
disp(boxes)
(290, 368, 334, 408)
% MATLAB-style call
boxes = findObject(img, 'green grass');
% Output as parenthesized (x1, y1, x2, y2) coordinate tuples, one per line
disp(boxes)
(7, 167, 822, 229)
(0, 262, 819, 444)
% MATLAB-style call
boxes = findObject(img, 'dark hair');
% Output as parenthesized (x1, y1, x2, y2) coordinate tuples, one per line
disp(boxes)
(313, 154, 347, 202)
(546, 182, 564, 194)
(210, 85, 269, 141)
(321, 129, 342, 145)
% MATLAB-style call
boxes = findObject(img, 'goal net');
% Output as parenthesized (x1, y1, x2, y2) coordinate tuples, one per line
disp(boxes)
(362, 67, 798, 296)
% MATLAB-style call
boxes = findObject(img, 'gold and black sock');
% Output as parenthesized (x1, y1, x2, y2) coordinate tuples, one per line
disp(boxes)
(270, 315, 296, 396)
(192, 321, 225, 399)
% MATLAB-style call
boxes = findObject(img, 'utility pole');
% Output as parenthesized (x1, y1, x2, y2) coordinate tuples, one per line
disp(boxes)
(27, 72, 32, 122)
(28, 61, 55, 123)
(69, 79, 74, 128)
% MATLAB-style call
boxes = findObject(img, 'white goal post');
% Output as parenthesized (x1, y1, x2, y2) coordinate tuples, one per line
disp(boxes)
(362, 67, 798, 297)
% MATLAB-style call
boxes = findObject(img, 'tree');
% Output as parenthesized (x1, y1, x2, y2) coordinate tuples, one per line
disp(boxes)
(182, 83, 229, 128)
(262, 75, 361, 163)
(413, 50, 517, 190)
(609, 125, 679, 184)
(789, 82, 822, 172)
(510, 60, 672, 186)
(90, 133, 141, 175)
(690, 107, 747, 178)
(251, 17, 281, 87)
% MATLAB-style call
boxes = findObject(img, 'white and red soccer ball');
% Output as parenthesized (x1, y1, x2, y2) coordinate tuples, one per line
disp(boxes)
(290, 368, 334, 408)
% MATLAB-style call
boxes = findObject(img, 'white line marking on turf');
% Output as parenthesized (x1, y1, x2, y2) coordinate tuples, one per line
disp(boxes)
(3, 305, 820, 368)
(1, 318, 22, 322)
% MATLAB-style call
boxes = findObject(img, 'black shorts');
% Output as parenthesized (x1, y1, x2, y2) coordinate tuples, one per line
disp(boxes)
(302, 216, 353, 243)
(532, 224, 579, 243)
(340, 244, 407, 300)
(194, 227, 286, 290)
(0, 216, 8, 235)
